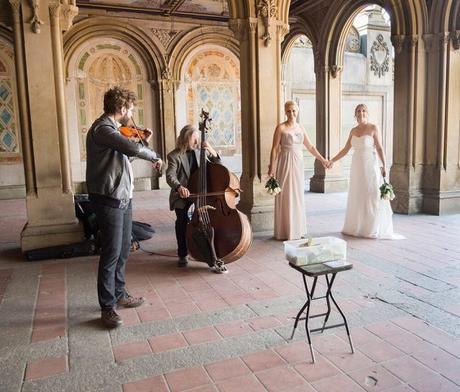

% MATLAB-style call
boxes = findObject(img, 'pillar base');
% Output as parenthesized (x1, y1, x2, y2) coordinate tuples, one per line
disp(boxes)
(238, 202, 274, 233)
(391, 189, 423, 214)
(310, 174, 348, 193)
(422, 190, 460, 215)
(390, 164, 424, 214)
(21, 221, 84, 252)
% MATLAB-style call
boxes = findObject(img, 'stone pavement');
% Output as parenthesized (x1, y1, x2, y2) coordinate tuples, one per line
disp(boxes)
(0, 190, 459, 392)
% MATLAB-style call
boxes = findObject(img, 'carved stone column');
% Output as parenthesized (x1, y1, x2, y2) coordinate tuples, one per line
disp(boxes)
(423, 32, 460, 214)
(390, 35, 426, 214)
(310, 53, 348, 193)
(229, 7, 289, 232)
(156, 66, 177, 189)
(10, 0, 82, 251)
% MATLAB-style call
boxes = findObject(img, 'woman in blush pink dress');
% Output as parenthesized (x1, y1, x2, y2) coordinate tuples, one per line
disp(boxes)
(268, 100, 328, 240)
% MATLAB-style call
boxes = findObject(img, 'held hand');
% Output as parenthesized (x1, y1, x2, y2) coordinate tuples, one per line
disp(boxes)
(202, 141, 217, 157)
(153, 158, 162, 171)
(143, 128, 153, 143)
(326, 160, 334, 169)
(380, 166, 386, 178)
(178, 185, 190, 199)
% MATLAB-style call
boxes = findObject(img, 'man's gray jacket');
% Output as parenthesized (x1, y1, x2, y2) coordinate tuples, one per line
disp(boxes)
(86, 114, 159, 204)
(166, 148, 221, 210)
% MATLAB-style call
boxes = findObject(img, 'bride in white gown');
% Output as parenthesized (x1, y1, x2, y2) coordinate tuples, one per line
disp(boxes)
(330, 104, 404, 240)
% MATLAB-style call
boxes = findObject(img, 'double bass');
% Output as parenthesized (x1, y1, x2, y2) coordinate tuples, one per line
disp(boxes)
(186, 110, 252, 267)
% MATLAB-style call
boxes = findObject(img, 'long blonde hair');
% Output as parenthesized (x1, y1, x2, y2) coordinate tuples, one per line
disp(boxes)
(176, 125, 198, 153)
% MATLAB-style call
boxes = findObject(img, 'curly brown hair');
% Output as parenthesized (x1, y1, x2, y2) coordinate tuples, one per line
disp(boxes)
(103, 86, 136, 115)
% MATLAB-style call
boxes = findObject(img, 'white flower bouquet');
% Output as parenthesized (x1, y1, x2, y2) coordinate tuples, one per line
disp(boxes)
(265, 177, 282, 196)
(380, 180, 395, 201)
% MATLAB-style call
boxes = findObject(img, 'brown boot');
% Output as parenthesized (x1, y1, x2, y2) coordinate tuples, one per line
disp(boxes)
(101, 308, 123, 328)
(117, 292, 145, 308)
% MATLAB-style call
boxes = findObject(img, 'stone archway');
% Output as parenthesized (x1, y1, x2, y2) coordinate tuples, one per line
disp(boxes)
(179, 45, 242, 173)
(63, 18, 164, 191)
(309, 0, 430, 210)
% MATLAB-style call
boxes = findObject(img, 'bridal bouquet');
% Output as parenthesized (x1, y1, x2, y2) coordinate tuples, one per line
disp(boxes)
(265, 177, 282, 196)
(380, 180, 395, 201)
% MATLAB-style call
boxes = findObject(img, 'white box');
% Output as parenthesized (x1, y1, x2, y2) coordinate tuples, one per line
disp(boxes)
(284, 237, 347, 266)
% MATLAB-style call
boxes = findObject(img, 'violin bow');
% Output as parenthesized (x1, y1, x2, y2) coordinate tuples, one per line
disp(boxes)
(130, 117, 148, 147)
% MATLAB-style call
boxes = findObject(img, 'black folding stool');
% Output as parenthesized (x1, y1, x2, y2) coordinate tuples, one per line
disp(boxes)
(289, 261, 355, 363)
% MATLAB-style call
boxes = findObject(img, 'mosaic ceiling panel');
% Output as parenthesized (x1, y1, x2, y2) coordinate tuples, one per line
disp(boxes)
(77, 0, 229, 16)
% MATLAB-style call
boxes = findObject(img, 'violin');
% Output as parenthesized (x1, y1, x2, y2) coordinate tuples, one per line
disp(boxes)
(119, 117, 151, 146)
(119, 126, 150, 143)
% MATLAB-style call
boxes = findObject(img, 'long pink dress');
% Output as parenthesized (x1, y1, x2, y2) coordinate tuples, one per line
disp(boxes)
(274, 127, 307, 240)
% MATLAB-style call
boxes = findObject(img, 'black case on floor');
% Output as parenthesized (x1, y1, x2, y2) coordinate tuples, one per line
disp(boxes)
(25, 240, 97, 261)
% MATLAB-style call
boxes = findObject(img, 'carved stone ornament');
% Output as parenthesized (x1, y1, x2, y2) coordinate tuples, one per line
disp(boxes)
(370, 34, 390, 78)
(330, 65, 343, 78)
(257, 0, 278, 47)
(439, 33, 450, 47)
(30, 0, 44, 33)
(48, 1, 60, 20)
(228, 18, 257, 42)
(161, 66, 172, 80)
(160, 65, 174, 93)
(293, 35, 312, 49)
(451, 31, 460, 51)
(60, 3, 79, 32)
(345, 27, 360, 53)
(151, 28, 179, 48)
(391, 35, 404, 54)
(422, 34, 435, 52)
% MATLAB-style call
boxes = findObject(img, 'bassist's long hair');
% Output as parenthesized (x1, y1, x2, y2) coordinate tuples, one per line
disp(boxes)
(176, 125, 199, 153)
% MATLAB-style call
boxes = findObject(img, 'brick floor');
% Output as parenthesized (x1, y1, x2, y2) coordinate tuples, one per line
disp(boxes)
(1, 190, 460, 392)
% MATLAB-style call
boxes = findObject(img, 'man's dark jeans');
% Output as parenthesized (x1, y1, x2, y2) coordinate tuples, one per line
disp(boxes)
(175, 202, 192, 258)
(94, 200, 132, 310)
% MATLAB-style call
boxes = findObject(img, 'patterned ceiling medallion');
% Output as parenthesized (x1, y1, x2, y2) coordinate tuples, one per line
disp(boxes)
(370, 34, 390, 77)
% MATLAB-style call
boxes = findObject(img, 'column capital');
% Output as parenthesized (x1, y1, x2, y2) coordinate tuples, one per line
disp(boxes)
(451, 30, 460, 50)
(60, 3, 78, 32)
(391, 34, 405, 54)
(228, 18, 258, 42)
(407, 35, 418, 49)
(422, 33, 435, 52)
(439, 32, 450, 48)
(276, 22, 290, 41)
(49, 1, 60, 20)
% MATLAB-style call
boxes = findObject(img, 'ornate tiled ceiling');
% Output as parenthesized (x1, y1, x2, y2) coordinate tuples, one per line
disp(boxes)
(77, 0, 229, 18)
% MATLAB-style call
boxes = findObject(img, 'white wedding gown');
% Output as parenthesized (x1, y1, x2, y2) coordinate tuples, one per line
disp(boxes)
(342, 135, 404, 240)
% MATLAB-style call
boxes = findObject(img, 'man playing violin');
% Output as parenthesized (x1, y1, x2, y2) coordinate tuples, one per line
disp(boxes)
(166, 124, 227, 273)
(86, 86, 162, 328)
